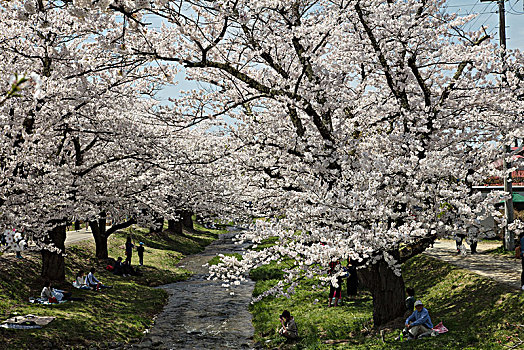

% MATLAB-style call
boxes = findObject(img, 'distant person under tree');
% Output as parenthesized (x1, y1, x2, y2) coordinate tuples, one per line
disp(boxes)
(125, 236, 134, 264)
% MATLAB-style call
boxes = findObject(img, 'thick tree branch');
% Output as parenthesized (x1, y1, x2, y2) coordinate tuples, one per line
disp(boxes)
(355, 2, 410, 110)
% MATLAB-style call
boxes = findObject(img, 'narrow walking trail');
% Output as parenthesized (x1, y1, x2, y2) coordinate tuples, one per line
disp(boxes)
(424, 240, 522, 290)
(130, 229, 255, 350)
(64, 227, 93, 245)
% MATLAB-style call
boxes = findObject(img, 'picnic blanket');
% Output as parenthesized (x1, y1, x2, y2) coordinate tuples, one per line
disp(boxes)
(1, 314, 55, 329)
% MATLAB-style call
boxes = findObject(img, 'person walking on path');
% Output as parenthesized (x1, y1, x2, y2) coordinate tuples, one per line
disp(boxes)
(455, 233, 466, 254)
(125, 236, 134, 264)
(137, 242, 145, 266)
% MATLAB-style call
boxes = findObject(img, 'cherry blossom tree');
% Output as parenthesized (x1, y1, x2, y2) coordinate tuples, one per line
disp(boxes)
(125, 0, 524, 325)
(0, 0, 178, 279)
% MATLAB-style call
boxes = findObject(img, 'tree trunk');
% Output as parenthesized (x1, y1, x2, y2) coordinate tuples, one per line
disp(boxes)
(91, 215, 136, 259)
(41, 224, 67, 282)
(181, 210, 193, 231)
(358, 256, 406, 328)
(90, 217, 108, 260)
(168, 218, 183, 235)
(74, 220, 81, 231)
(149, 216, 164, 234)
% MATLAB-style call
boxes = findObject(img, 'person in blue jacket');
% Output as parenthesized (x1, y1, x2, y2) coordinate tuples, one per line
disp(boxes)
(404, 300, 433, 339)
(520, 235, 524, 290)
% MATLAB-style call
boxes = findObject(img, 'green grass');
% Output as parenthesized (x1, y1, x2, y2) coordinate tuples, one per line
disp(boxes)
(485, 244, 516, 258)
(250, 255, 524, 349)
(0, 222, 225, 349)
(208, 253, 243, 266)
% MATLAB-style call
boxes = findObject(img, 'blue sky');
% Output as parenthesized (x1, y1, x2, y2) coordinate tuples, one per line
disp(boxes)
(153, 1, 524, 102)
(446, 0, 524, 49)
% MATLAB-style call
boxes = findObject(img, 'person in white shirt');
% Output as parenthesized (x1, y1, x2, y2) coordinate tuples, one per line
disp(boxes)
(73, 270, 91, 290)
(86, 268, 112, 290)
(41, 281, 71, 301)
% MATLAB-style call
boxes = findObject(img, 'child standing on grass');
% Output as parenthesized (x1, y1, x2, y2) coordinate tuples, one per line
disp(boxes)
(137, 242, 145, 266)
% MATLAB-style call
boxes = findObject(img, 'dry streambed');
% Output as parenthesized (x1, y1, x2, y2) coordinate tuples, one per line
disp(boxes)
(129, 229, 255, 350)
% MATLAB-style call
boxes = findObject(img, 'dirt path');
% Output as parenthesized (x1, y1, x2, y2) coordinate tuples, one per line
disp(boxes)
(129, 229, 255, 350)
(64, 228, 93, 245)
(424, 240, 522, 290)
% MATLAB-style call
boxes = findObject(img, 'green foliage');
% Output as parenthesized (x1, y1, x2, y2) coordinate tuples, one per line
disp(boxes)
(485, 244, 514, 258)
(250, 277, 373, 349)
(250, 255, 524, 349)
(250, 260, 285, 284)
(250, 237, 279, 251)
(207, 253, 242, 266)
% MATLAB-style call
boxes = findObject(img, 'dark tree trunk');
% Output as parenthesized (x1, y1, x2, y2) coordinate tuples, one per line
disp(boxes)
(41, 224, 67, 282)
(359, 255, 406, 328)
(168, 218, 183, 235)
(90, 217, 108, 259)
(181, 210, 193, 231)
(91, 215, 136, 260)
(149, 216, 164, 234)
(74, 220, 81, 231)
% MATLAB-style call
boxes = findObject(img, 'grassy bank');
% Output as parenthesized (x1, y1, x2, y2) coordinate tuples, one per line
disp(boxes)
(250, 255, 524, 349)
(0, 223, 225, 350)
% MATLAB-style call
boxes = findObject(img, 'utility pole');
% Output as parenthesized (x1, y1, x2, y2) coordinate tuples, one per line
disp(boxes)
(503, 145, 515, 251)
(481, 0, 515, 250)
(498, 0, 515, 251)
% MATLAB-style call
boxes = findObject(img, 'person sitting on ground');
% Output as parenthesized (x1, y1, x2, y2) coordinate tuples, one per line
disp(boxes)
(122, 260, 137, 277)
(73, 270, 91, 290)
(404, 287, 416, 318)
(404, 300, 433, 339)
(41, 281, 72, 302)
(87, 267, 112, 290)
(112, 257, 124, 276)
(278, 310, 298, 341)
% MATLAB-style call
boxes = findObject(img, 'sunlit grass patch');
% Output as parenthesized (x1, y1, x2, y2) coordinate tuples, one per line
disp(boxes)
(250, 254, 524, 349)
(208, 253, 242, 266)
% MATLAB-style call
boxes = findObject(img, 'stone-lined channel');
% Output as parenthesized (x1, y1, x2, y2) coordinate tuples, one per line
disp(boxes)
(130, 229, 255, 349)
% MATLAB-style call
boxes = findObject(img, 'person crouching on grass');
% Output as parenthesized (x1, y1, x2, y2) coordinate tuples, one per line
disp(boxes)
(278, 310, 298, 341)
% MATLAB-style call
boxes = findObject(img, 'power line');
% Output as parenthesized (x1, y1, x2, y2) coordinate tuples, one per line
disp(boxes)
(507, 0, 524, 14)
(463, 2, 497, 31)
